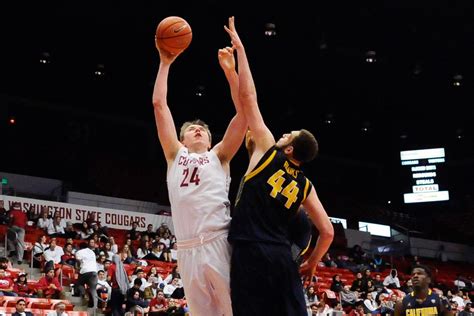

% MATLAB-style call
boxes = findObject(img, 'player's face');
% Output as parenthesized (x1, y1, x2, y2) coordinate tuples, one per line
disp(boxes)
(276, 130, 300, 148)
(183, 124, 211, 148)
(411, 268, 429, 288)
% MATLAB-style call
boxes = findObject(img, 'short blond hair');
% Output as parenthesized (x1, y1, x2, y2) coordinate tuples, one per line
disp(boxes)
(179, 119, 212, 144)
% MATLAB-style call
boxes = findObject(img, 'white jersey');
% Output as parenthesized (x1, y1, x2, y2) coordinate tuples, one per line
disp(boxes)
(167, 147, 231, 241)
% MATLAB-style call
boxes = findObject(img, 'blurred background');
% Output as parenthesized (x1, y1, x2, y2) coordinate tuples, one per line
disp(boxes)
(1, 0, 473, 244)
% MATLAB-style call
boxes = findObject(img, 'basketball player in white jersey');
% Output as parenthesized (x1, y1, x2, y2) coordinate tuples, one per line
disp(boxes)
(152, 20, 247, 316)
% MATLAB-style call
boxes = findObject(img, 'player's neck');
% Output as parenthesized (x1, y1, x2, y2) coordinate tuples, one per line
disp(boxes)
(187, 144, 209, 154)
(414, 287, 430, 300)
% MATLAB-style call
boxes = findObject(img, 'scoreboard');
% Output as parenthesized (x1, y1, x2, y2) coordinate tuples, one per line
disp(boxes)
(400, 148, 450, 204)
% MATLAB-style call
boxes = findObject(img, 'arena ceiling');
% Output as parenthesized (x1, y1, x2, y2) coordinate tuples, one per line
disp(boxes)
(1, 1, 473, 216)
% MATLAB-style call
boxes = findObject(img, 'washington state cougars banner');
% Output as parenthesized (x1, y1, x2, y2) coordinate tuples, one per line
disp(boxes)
(0, 195, 174, 232)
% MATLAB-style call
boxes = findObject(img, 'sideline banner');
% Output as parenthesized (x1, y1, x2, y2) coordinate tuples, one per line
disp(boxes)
(0, 195, 174, 232)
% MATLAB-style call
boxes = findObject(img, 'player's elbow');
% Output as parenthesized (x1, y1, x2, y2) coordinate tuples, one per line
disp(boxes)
(239, 90, 257, 104)
(320, 225, 335, 242)
(152, 98, 163, 108)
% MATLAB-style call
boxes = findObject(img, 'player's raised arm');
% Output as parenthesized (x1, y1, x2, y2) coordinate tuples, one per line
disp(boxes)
(152, 37, 184, 163)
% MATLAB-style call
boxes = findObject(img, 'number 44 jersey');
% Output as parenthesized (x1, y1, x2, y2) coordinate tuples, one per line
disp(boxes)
(229, 146, 313, 245)
(167, 147, 232, 241)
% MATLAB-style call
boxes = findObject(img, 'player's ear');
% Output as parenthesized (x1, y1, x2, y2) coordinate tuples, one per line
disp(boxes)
(284, 145, 293, 155)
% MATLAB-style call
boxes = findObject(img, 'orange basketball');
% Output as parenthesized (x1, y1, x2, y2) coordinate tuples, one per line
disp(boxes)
(156, 16, 192, 55)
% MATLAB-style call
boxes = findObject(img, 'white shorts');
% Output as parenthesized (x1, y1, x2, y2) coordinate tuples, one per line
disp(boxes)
(177, 230, 233, 316)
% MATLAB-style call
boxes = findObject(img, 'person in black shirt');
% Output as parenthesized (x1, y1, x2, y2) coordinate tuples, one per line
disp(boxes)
(225, 16, 334, 316)
(395, 264, 452, 316)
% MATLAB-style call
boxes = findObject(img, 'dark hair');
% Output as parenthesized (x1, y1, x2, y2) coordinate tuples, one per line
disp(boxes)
(291, 129, 318, 163)
(411, 264, 432, 278)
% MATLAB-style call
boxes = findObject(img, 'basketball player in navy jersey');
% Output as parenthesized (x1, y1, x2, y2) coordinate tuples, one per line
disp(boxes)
(152, 19, 247, 315)
(395, 264, 452, 316)
(225, 17, 334, 316)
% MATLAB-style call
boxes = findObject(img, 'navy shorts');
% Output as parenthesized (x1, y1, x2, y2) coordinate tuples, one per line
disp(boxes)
(230, 241, 307, 316)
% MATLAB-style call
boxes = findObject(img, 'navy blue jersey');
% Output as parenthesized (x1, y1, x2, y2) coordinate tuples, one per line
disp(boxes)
(229, 146, 312, 245)
(401, 290, 443, 316)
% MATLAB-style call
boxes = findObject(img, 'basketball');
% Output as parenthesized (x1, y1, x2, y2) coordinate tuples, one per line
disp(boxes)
(156, 16, 192, 55)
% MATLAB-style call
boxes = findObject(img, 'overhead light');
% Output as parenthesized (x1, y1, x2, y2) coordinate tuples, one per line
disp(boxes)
(94, 64, 106, 77)
(39, 52, 51, 64)
(195, 85, 205, 97)
(323, 113, 334, 125)
(365, 50, 376, 63)
(452, 74, 463, 86)
(264, 23, 276, 37)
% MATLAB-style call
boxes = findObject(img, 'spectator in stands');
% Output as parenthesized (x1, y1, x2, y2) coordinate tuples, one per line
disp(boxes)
(7, 201, 27, 265)
(129, 267, 150, 291)
(0, 200, 8, 225)
(144, 241, 166, 261)
(146, 266, 159, 280)
(33, 234, 49, 268)
(108, 235, 119, 254)
(127, 221, 141, 241)
(362, 292, 382, 315)
(156, 222, 172, 238)
(340, 285, 360, 308)
(322, 252, 338, 268)
(455, 274, 473, 292)
(143, 224, 157, 240)
(159, 231, 172, 249)
(348, 300, 365, 316)
(351, 272, 365, 293)
(383, 268, 401, 289)
(369, 254, 388, 272)
(96, 252, 108, 271)
(14, 272, 36, 297)
(164, 265, 181, 285)
(166, 298, 188, 315)
(169, 242, 178, 263)
(12, 299, 33, 316)
(26, 205, 39, 224)
(37, 206, 51, 231)
(46, 302, 68, 316)
(136, 240, 151, 259)
(305, 285, 319, 307)
(163, 277, 182, 298)
(0, 257, 12, 270)
(400, 278, 414, 294)
(149, 289, 169, 313)
(37, 266, 66, 299)
(331, 274, 345, 293)
(11, 273, 32, 298)
(126, 278, 150, 312)
(144, 276, 162, 301)
(312, 300, 333, 316)
(377, 292, 395, 314)
(350, 244, 367, 265)
(78, 221, 93, 240)
(63, 221, 79, 239)
(97, 269, 111, 310)
(61, 242, 77, 266)
(458, 301, 473, 316)
(102, 240, 114, 260)
(372, 273, 386, 294)
(452, 290, 466, 309)
(335, 255, 359, 273)
(44, 237, 65, 264)
(47, 212, 66, 237)
(75, 239, 99, 312)
(108, 254, 130, 316)
(86, 212, 109, 240)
